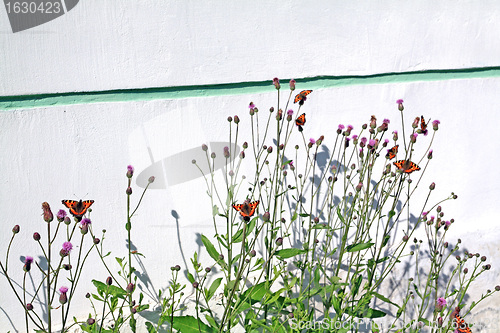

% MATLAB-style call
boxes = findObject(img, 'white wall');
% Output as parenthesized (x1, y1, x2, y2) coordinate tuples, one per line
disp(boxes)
(1, 1, 500, 332)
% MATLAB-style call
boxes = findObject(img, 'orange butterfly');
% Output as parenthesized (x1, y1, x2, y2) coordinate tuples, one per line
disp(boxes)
(62, 200, 94, 220)
(386, 145, 398, 160)
(454, 314, 472, 333)
(393, 160, 420, 174)
(232, 200, 259, 222)
(420, 115, 429, 135)
(295, 113, 306, 131)
(294, 90, 312, 104)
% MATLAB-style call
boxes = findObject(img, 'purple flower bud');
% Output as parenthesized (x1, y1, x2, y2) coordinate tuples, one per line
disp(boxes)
(26, 303, 33, 311)
(192, 282, 199, 289)
(276, 237, 283, 246)
(106, 276, 113, 286)
(432, 120, 440, 130)
(12, 225, 20, 234)
(263, 212, 270, 222)
(397, 99, 404, 111)
(202, 144, 208, 151)
(126, 283, 135, 293)
(211, 152, 216, 159)
(393, 130, 398, 141)
(227, 116, 233, 122)
(345, 125, 353, 136)
(126, 187, 132, 195)
(273, 77, 280, 90)
(23, 256, 33, 272)
(403, 235, 409, 242)
(223, 146, 230, 158)
(42, 202, 53, 223)
(410, 133, 418, 143)
(234, 115, 240, 124)
(438, 317, 443, 327)
(64, 216, 71, 225)
(148, 176, 155, 183)
(355, 183, 362, 192)
(289, 79, 296, 91)
(94, 237, 100, 244)
(87, 318, 95, 325)
(429, 182, 435, 190)
(370, 115, 377, 129)
(59, 286, 68, 304)
(240, 151, 245, 159)
(63, 264, 72, 270)
(175, 264, 181, 271)
(126, 165, 134, 178)
(250, 249, 256, 257)
(33, 232, 41, 241)
(57, 210, 67, 222)
(267, 146, 273, 154)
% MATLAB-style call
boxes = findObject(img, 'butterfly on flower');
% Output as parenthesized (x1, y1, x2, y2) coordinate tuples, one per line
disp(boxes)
(386, 145, 398, 160)
(294, 90, 312, 105)
(62, 200, 94, 220)
(295, 113, 306, 132)
(453, 313, 472, 333)
(393, 160, 420, 174)
(420, 115, 429, 136)
(232, 200, 259, 222)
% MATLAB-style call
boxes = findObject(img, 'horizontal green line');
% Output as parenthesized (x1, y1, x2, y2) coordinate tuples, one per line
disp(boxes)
(1, 66, 500, 110)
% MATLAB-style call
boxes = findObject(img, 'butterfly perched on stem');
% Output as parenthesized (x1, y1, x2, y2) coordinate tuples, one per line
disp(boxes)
(393, 160, 420, 174)
(232, 200, 259, 222)
(294, 90, 312, 105)
(62, 200, 94, 220)
(420, 115, 429, 136)
(295, 113, 306, 132)
(386, 145, 398, 160)
(453, 313, 472, 333)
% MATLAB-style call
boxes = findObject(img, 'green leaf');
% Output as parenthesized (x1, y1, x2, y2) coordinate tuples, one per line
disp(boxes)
(264, 288, 286, 305)
(207, 278, 222, 301)
(212, 205, 220, 216)
(92, 280, 127, 299)
(201, 235, 222, 264)
(172, 315, 215, 333)
(351, 274, 363, 296)
(346, 242, 374, 252)
(373, 292, 401, 309)
(337, 207, 345, 223)
(187, 272, 195, 284)
(299, 213, 310, 217)
(291, 212, 298, 222)
(413, 283, 423, 299)
(376, 256, 390, 264)
(353, 307, 386, 318)
(418, 317, 430, 326)
(232, 220, 256, 243)
(145, 322, 156, 333)
(275, 248, 307, 259)
(129, 316, 137, 332)
(312, 223, 330, 229)
(382, 234, 390, 247)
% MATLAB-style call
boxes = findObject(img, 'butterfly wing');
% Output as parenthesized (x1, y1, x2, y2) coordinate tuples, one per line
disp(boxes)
(294, 90, 313, 103)
(454, 314, 472, 333)
(62, 199, 94, 218)
(247, 201, 259, 217)
(233, 201, 259, 220)
(420, 115, 428, 131)
(386, 145, 398, 160)
(393, 160, 420, 174)
(295, 113, 306, 126)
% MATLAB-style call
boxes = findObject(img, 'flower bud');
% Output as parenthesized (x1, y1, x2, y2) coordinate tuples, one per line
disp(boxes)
(432, 120, 440, 131)
(276, 237, 283, 246)
(64, 216, 71, 225)
(250, 250, 256, 257)
(355, 183, 362, 192)
(289, 79, 296, 91)
(202, 144, 208, 151)
(42, 202, 53, 223)
(428, 150, 433, 159)
(429, 182, 435, 190)
(12, 225, 20, 234)
(227, 116, 233, 122)
(33, 232, 41, 241)
(397, 99, 404, 111)
(26, 303, 33, 311)
(273, 77, 280, 90)
(148, 176, 155, 183)
(126, 283, 135, 293)
(370, 115, 377, 129)
(94, 237, 100, 244)
(192, 282, 199, 289)
(263, 212, 270, 222)
(412, 117, 420, 128)
(87, 318, 95, 325)
(234, 115, 240, 124)
(106, 276, 113, 286)
(59, 286, 68, 304)
(126, 165, 134, 178)
(126, 187, 132, 195)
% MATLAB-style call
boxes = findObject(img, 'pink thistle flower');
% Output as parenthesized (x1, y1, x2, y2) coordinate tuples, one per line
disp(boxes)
(397, 99, 404, 111)
(59, 286, 69, 304)
(432, 119, 440, 130)
(383, 118, 390, 124)
(23, 256, 33, 272)
(436, 297, 447, 311)
(383, 139, 389, 147)
(352, 135, 358, 144)
(393, 130, 398, 141)
(338, 124, 345, 131)
(360, 137, 367, 147)
(309, 138, 316, 144)
(368, 139, 377, 147)
(273, 77, 280, 90)
(345, 125, 353, 136)
(62, 242, 73, 252)
(287, 109, 293, 116)
(127, 165, 134, 178)
(57, 210, 67, 222)
(248, 102, 255, 109)
(410, 132, 418, 143)
(81, 218, 91, 227)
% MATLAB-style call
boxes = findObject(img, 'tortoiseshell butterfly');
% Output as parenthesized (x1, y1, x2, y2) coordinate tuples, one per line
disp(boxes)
(232, 200, 259, 222)
(393, 160, 420, 174)
(62, 200, 94, 220)
(453, 314, 472, 333)
(386, 145, 398, 160)
(295, 113, 306, 131)
(294, 90, 312, 104)
(420, 115, 429, 136)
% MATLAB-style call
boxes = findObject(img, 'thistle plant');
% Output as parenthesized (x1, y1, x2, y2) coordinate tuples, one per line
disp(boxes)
(172, 79, 499, 333)
(0, 202, 98, 332)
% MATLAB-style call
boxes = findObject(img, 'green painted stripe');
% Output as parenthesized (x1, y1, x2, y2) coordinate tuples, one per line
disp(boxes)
(1, 66, 500, 110)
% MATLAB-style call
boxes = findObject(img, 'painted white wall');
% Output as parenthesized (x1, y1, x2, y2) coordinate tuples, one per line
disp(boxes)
(1, 1, 500, 332)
